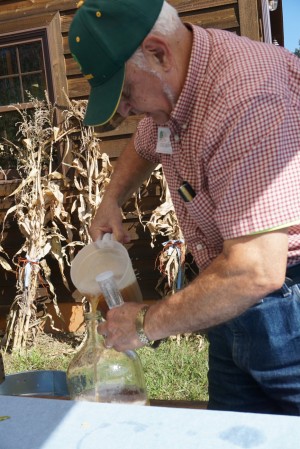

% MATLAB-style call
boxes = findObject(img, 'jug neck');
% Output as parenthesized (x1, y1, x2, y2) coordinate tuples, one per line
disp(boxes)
(84, 311, 102, 321)
(84, 311, 104, 342)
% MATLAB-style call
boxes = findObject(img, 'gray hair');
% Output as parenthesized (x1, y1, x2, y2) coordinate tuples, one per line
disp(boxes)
(129, 1, 181, 69)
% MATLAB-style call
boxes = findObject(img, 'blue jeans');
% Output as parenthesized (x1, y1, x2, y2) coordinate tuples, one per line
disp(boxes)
(207, 283, 300, 415)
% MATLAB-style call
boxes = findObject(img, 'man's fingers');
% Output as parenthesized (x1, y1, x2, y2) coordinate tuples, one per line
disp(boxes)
(97, 322, 107, 337)
(104, 340, 113, 349)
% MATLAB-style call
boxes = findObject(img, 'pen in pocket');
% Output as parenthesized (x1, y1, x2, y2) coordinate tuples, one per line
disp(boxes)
(178, 181, 196, 202)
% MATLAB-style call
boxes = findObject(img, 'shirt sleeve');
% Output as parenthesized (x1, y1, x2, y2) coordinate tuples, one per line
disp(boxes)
(206, 92, 300, 239)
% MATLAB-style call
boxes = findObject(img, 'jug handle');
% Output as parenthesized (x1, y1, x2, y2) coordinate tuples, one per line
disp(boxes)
(95, 232, 113, 248)
(102, 233, 112, 242)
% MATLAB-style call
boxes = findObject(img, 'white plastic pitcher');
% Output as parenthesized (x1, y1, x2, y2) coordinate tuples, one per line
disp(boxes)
(70, 234, 142, 303)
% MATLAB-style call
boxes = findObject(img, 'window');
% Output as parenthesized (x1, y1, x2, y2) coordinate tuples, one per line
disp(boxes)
(0, 12, 68, 169)
(0, 40, 47, 106)
(0, 30, 54, 149)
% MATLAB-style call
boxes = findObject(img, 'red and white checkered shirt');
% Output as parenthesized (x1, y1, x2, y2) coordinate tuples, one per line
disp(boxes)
(135, 25, 300, 270)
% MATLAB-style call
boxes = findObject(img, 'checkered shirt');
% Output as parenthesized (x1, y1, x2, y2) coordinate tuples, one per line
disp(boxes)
(134, 25, 300, 270)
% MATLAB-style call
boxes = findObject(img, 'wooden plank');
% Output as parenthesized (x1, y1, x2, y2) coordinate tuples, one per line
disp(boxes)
(60, 12, 74, 34)
(65, 56, 80, 77)
(99, 137, 131, 158)
(169, 0, 237, 14)
(0, 0, 77, 21)
(47, 13, 69, 109)
(183, 5, 239, 30)
(238, 0, 261, 41)
(94, 115, 141, 138)
(0, 11, 55, 34)
(67, 76, 90, 98)
(63, 34, 70, 55)
(0, 179, 20, 195)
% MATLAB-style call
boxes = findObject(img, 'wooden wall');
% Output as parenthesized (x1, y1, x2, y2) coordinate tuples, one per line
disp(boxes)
(0, 0, 266, 307)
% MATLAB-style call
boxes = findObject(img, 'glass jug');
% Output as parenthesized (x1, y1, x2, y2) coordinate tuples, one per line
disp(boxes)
(66, 271, 148, 405)
(66, 311, 148, 404)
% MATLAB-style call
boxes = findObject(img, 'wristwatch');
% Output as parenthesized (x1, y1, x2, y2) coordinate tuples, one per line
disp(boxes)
(135, 306, 152, 346)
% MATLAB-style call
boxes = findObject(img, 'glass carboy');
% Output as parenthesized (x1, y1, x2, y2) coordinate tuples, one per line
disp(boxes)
(66, 311, 148, 405)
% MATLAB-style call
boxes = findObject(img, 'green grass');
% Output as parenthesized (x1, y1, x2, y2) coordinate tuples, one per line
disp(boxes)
(138, 336, 209, 401)
(2, 333, 79, 374)
(2, 332, 209, 402)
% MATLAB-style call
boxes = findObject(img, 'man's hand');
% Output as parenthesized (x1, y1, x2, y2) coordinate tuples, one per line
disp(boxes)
(89, 197, 130, 243)
(97, 302, 149, 351)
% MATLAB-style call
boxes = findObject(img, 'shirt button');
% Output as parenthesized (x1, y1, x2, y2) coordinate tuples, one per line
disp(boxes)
(196, 243, 203, 250)
(182, 123, 188, 130)
(174, 134, 180, 142)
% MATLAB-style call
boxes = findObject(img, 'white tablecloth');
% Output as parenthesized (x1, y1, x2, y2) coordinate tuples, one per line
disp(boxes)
(0, 395, 299, 449)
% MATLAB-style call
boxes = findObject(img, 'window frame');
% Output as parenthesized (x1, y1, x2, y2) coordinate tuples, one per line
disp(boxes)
(0, 29, 54, 112)
(0, 11, 68, 171)
(0, 11, 67, 114)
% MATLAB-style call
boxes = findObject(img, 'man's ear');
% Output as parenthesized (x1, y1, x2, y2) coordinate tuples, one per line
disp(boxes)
(141, 35, 172, 71)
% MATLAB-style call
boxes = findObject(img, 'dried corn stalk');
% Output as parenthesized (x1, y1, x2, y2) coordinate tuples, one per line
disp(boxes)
(135, 165, 189, 296)
(0, 94, 78, 351)
(0, 94, 114, 350)
(59, 97, 114, 308)
(61, 97, 113, 244)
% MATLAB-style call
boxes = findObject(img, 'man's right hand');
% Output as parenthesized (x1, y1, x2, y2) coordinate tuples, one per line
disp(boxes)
(89, 197, 131, 243)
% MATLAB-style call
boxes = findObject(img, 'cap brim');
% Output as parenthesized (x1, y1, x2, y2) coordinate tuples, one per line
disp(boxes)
(83, 66, 125, 127)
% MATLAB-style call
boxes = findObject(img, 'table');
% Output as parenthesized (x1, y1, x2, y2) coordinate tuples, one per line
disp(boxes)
(0, 395, 299, 449)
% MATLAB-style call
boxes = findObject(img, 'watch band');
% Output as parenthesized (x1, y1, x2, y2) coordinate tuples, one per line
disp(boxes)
(135, 306, 152, 346)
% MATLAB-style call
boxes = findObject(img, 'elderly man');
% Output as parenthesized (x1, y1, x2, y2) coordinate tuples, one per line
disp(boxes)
(69, 0, 300, 415)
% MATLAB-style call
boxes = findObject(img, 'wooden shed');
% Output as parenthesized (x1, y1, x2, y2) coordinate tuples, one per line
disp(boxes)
(0, 0, 285, 329)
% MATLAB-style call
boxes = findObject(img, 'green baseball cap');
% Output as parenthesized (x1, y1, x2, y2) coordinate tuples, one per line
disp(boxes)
(69, 0, 164, 126)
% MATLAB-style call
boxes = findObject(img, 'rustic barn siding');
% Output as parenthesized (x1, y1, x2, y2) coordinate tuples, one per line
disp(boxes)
(0, 0, 267, 306)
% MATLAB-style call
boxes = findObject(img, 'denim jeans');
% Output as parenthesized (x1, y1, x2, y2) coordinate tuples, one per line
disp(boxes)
(207, 283, 300, 415)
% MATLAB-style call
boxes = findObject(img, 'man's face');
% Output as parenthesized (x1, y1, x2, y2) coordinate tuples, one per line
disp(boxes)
(117, 61, 177, 125)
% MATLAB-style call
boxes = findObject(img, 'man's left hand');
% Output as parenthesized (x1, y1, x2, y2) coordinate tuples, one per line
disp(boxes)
(97, 302, 148, 351)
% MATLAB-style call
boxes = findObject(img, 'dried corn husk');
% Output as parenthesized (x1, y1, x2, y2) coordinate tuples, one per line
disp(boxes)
(0, 95, 85, 350)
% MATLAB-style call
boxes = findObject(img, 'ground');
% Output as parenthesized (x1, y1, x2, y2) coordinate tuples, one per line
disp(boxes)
(2, 331, 84, 374)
